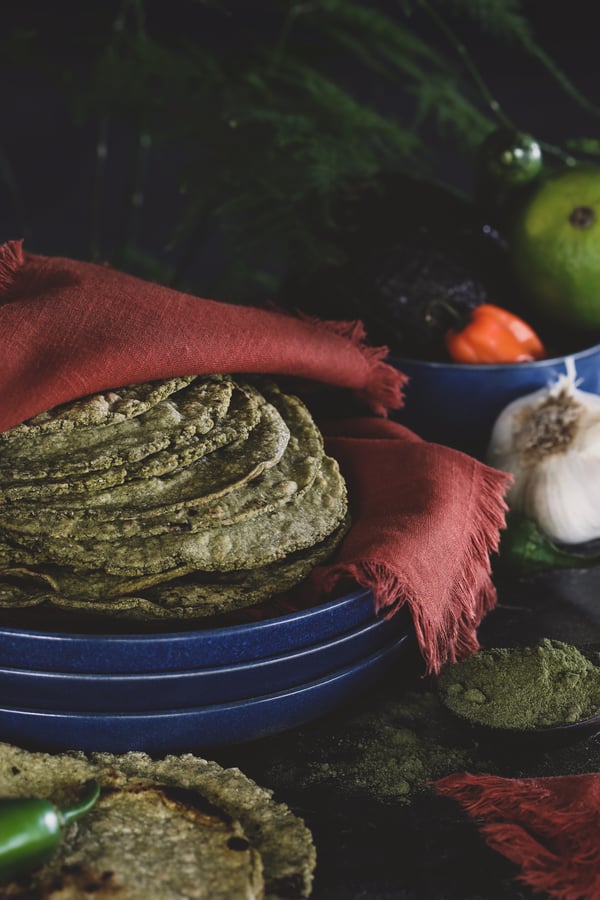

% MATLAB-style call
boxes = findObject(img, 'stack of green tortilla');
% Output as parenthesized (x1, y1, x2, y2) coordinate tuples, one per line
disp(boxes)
(0, 375, 349, 620)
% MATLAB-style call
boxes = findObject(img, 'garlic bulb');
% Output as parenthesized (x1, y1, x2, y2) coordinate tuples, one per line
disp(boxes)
(487, 367, 600, 545)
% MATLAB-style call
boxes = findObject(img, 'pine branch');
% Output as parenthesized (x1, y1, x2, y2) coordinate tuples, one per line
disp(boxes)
(448, 0, 600, 118)
(309, 0, 449, 72)
(414, 0, 515, 129)
(412, 75, 492, 147)
(4, 0, 600, 296)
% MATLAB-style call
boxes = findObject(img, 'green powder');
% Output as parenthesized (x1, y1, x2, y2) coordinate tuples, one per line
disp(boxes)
(260, 685, 492, 806)
(437, 638, 600, 730)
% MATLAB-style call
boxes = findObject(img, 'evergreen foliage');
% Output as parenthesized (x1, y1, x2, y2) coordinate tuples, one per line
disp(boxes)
(1, 0, 598, 298)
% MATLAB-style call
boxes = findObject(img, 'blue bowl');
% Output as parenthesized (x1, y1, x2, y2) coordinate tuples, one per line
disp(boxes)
(0, 633, 413, 753)
(390, 343, 600, 458)
(0, 611, 410, 712)
(0, 587, 378, 674)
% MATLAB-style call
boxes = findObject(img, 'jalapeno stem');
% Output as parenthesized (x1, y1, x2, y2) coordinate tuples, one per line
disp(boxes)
(59, 779, 101, 826)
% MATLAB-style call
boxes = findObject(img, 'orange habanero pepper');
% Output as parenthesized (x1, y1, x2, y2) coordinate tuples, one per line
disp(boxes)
(444, 303, 546, 364)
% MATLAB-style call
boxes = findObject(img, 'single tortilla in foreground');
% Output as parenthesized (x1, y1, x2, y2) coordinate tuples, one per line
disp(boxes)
(0, 743, 316, 899)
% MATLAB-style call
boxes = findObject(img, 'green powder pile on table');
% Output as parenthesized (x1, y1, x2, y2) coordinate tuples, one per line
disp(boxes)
(237, 639, 599, 807)
(437, 638, 600, 730)
(260, 685, 492, 805)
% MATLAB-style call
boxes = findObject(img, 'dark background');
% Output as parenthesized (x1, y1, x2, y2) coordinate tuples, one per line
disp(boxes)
(1, 0, 600, 302)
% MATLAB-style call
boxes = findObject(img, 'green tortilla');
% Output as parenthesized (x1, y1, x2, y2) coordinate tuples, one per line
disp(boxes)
(0, 375, 348, 621)
(0, 744, 316, 899)
(0, 515, 349, 619)
(0, 376, 197, 441)
(0, 386, 323, 543)
(0, 376, 235, 483)
(0, 381, 265, 502)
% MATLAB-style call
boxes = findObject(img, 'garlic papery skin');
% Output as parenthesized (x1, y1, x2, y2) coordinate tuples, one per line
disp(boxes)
(487, 373, 600, 545)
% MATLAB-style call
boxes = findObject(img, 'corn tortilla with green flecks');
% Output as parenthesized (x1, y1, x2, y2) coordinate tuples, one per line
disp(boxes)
(0, 743, 316, 899)
(0, 376, 348, 621)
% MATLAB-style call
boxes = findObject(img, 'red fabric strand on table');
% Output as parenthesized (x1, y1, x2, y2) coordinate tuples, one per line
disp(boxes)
(0, 240, 511, 673)
(434, 772, 600, 900)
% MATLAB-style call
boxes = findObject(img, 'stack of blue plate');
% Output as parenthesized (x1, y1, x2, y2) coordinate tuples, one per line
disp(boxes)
(0, 588, 413, 754)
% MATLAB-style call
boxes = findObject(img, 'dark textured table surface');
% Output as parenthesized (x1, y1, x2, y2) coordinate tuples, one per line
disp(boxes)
(213, 565, 600, 900)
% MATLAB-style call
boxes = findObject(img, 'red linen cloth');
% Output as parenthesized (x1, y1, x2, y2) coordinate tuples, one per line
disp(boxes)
(0, 241, 403, 431)
(0, 239, 510, 673)
(434, 772, 600, 900)
(309, 420, 509, 672)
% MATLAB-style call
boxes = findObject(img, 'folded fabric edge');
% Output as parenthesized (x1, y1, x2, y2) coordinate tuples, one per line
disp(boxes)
(0, 241, 407, 429)
(409, 462, 512, 672)
(293, 313, 408, 416)
(311, 463, 511, 676)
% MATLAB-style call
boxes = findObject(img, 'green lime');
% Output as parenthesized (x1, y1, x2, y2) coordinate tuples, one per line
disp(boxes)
(510, 165, 600, 329)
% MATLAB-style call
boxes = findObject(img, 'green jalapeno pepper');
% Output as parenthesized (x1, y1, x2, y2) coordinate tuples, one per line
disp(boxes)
(497, 513, 600, 575)
(0, 779, 100, 884)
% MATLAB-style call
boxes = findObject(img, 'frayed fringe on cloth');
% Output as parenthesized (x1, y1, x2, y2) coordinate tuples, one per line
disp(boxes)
(434, 772, 600, 900)
(293, 311, 408, 415)
(0, 239, 24, 294)
(312, 461, 510, 675)
(410, 464, 511, 670)
(322, 319, 408, 416)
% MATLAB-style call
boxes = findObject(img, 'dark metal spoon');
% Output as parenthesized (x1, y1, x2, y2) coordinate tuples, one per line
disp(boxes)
(440, 704, 600, 751)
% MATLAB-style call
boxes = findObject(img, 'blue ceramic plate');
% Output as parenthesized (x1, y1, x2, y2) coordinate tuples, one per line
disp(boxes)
(0, 611, 410, 711)
(0, 588, 378, 674)
(0, 633, 412, 753)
